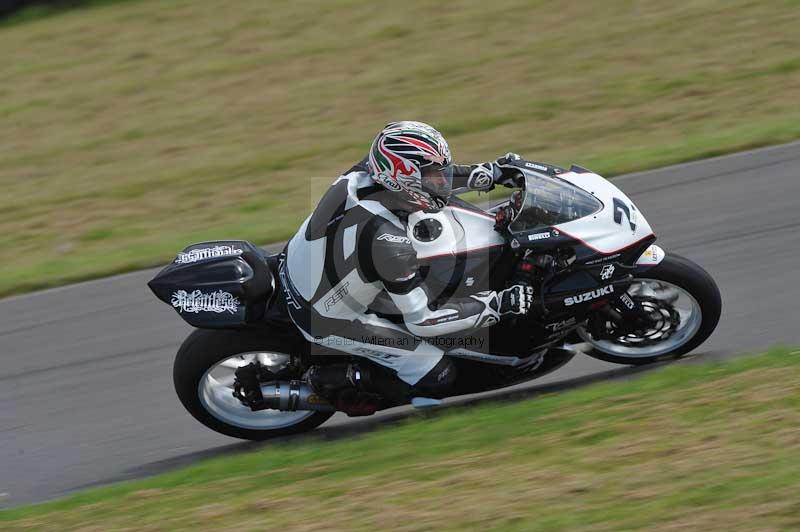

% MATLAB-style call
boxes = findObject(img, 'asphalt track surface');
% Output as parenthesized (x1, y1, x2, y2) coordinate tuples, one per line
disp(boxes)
(2, 142, 800, 509)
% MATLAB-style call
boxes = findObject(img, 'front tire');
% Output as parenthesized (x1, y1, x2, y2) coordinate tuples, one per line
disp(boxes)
(174, 329, 334, 441)
(578, 253, 721, 365)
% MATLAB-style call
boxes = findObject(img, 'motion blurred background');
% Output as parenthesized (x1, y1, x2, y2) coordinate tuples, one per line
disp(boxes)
(1, 0, 799, 296)
(2, 1, 800, 530)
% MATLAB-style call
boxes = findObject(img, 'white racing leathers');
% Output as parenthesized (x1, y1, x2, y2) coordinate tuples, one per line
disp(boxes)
(281, 161, 502, 386)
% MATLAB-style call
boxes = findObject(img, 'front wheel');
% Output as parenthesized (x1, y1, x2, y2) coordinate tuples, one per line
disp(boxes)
(577, 253, 722, 365)
(173, 329, 334, 440)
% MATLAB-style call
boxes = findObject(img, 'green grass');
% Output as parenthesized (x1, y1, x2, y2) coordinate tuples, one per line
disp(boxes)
(2, 0, 800, 297)
(0, 0, 134, 28)
(3, 347, 800, 531)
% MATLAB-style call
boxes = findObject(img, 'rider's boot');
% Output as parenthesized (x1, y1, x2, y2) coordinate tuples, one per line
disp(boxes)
(409, 358, 457, 399)
(306, 358, 457, 413)
(305, 363, 382, 416)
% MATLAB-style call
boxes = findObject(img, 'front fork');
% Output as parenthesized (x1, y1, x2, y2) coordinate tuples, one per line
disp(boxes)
(588, 279, 656, 339)
(590, 243, 668, 337)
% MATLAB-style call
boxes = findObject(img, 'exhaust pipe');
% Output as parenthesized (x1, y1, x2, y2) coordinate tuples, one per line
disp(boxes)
(258, 380, 335, 412)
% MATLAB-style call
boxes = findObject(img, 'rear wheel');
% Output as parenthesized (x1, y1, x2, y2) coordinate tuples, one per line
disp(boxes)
(174, 329, 333, 440)
(578, 253, 721, 365)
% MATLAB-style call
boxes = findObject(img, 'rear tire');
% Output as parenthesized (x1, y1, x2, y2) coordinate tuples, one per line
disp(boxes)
(174, 329, 334, 441)
(579, 253, 721, 365)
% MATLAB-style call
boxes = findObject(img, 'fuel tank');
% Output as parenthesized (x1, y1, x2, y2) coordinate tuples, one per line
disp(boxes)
(407, 201, 510, 296)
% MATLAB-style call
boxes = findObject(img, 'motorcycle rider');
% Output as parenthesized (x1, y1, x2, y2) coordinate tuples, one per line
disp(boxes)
(280, 121, 534, 412)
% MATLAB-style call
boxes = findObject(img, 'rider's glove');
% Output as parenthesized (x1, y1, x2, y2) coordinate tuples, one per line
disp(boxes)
(470, 284, 534, 328)
(494, 152, 525, 188)
(466, 162, 499, 192)
(498, 284, 534, 315)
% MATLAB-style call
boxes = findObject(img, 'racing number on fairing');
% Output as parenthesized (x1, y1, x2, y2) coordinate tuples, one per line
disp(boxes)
(613, 197, 637, 231)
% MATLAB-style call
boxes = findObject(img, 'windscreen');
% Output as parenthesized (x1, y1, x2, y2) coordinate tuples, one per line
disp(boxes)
(508, 173, 603, 231)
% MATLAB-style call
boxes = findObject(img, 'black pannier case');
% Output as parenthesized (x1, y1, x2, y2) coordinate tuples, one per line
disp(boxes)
(148, 240, 275, 329)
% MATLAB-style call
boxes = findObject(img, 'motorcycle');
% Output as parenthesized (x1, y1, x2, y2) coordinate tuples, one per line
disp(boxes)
(148, 157, 721, 440)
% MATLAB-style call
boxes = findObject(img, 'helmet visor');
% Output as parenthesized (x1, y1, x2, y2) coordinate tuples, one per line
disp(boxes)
(420, 163, 454, 199)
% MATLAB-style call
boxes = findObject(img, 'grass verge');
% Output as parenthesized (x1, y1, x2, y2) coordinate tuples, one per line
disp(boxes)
(0, 0, 134, 28)
(2, 0, 800, 297)
(2, 347, 800, 530)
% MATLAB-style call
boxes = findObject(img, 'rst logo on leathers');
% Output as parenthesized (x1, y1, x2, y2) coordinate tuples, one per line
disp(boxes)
(353, 347, 402, 360)
(376, 233, 411, 244)
(278, 257, 302, 310)
(564, 285, 615, 306)
(323, 281, 350, 311)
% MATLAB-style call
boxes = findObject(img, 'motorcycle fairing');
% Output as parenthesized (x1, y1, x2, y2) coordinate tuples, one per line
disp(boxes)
(635, 244, 666, 266)
(553, 170, 655, 256)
